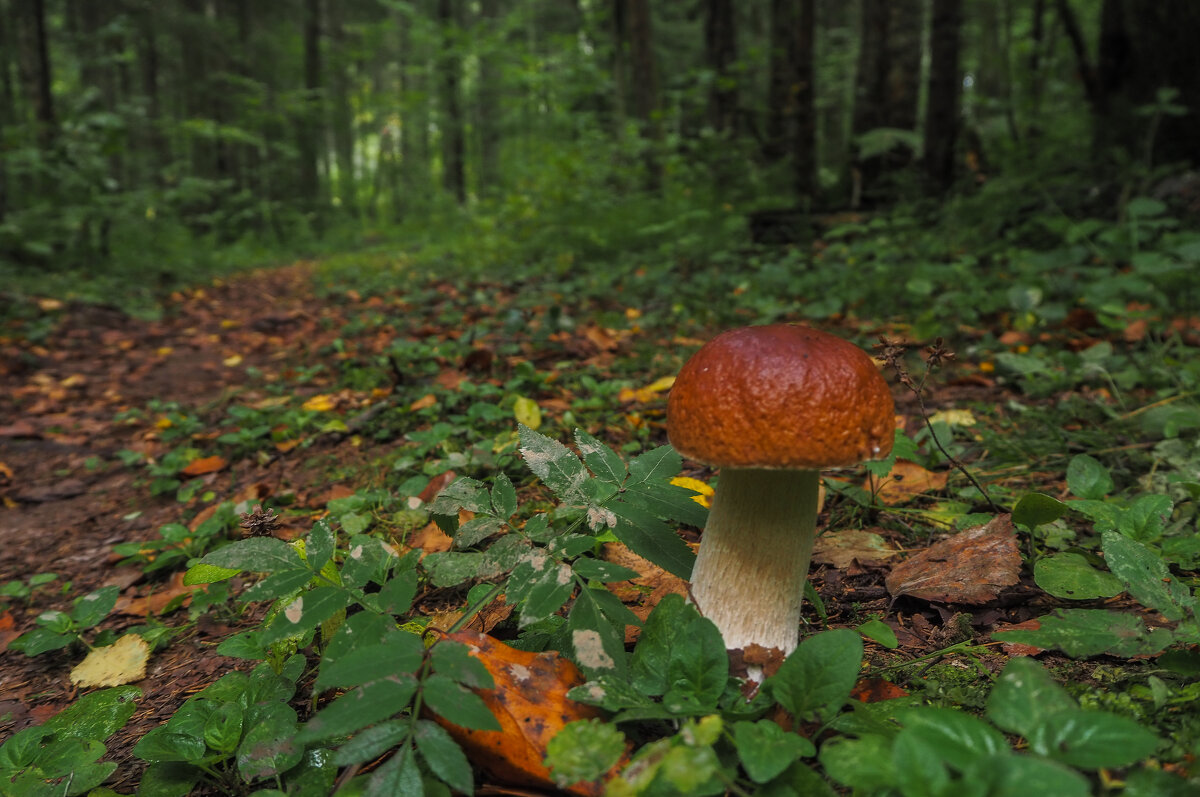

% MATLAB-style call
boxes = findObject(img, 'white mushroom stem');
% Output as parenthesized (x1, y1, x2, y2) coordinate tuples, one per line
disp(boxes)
(689, 468, 820, 655)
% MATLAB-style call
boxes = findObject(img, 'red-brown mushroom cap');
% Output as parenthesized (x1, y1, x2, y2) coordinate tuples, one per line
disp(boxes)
(667, 324, 894, 469)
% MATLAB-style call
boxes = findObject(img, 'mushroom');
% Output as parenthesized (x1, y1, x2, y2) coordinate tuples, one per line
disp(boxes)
(666, 324, 894, 655)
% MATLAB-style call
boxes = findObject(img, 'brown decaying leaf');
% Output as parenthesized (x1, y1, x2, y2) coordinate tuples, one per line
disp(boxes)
(850, 678, 910, 703)
(812, 529, 900, 569)
(869, 459, 949, 505)
(113, 571, 205, 617)
(601, 543, 689, 643)
(429, 630, 620, 796)
(180, 455, 228, 476)
(884, 514, 1022, 605)
(992, 618, 1045, 657)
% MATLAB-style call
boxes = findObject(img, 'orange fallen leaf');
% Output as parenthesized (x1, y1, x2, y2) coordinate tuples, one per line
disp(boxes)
(181, 456, 227, 476)
(885, 514, 1022, 605)
(870, 459, 949, 505)
(409, 393, 438, 411)
(851, 677, 910, 703)
(114, 571, 205, 617)
(993, 618, 1045, 657)
(430, 630, 618, 796)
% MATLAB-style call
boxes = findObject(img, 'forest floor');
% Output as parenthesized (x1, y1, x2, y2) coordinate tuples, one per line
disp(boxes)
(0, 257, 1193, 793)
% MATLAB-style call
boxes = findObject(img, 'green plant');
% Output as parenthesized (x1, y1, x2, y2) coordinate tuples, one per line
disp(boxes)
(0, 572, 58, 608)
(9, 586, 119, 656)
(112, 503, 241, 573)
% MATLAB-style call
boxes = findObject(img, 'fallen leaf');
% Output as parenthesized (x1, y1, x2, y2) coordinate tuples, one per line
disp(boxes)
(812, 529, 900, 569)
(0, 461, 12, 480)
(870, 459, 949, 505)
(850, 678, 910, 703)
(430, 630, 617, 795)
(222, 354, 243, 367)
(601, 543, 690, 643)
(303, 394, 336, 412)
(409, 393, 438, 411)
(928, 408, 976, 427)
(181, 455, 227, 476)
(69, 634, 150, 688)
(992, 618, 1045, 657)
(618, 374, 676, 404)
(884, 514, 1022, 605)
(513, 396, 542, 430)
(114, 571, 204, 617)
(405, 521, 453, 556)
(0, 611, 18, 654)
(669, 476, 713, 507)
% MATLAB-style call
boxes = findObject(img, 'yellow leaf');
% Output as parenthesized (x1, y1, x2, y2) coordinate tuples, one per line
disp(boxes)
(409, 393, 438, 412)
(303, 394, 335, 412)
(70, 634, 150, 688)
(156, 347, 173, 357)
(220, 319, 239, 329)
(37, 298, 64, 312)
(223, 354, 243, 367)
(155, 416, 174, 430)
(643, 375, 676, 393)
(514, 396, 542, 430)
(670, 476, 713, 507)
(928, 409, 976, 427)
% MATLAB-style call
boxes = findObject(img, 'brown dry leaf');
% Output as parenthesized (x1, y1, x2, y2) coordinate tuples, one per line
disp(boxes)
(69, 634, 150, 688)
(850, 678, 910, 703)
(601, 543, 689, 643)
(430, 630, 619, 796)
(409, 393, 438, 411)
(993, 618, 1045, 657)
(870, 459, 949, 505)
(812, 529, 900, 569)
(435, 369, 465, 390)
(114, 571, 204, 617)
(0, 610, 18, 654)
(884, 514, 1022, 605)
(181, 455, 228, 476)
(405, 521, 453, 556)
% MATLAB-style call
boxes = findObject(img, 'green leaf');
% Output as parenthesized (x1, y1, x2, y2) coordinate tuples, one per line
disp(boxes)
(132, 728, 207, 764)
(626, 444, 682, 488)
(43, 686, 140, 743)
(365, 743, 423, 797)
(661, 614, 727, 714)
(240, 569, 316, 603)
(1028, 708, 1160, 769)
(261, 587, 352, 645)
(202, 702, 244, 754)
(986, 658, 1077, 738)
(1066, 454, 1113, 500)
(891, 725, 951, 797)
(960, 754, 1091, 797)
(508, 555, 575, 627)
(575, 429, 627, 486)
(428, 476, 491, 515)
(198, 538, 305, 574)
(993, 609, 1174, 658)
(1103, 532, 1194, 621)
(453, 516, 506, 548)
(423, 551, 484, 588)
(70, 586, 120, 628)
(513, 395, 542, 430)
(136, 762, 202, 797)
(316, 636, 425, 691)
(897, 707, 1007, 771)
(491, 473, 517, 519)
(415, 720, 474, 795)
(431, 640, 494, 690)
(1118, 494, 1173, 542)
(856, 619, 899, 649)
(298, 675, 418, 742)
(608, 503, 695, 579)
(421, 673, 501, 731)
(1012, 493, 1069, 530)
(570, 557, 639, 582)
(519, 424, 589, 503)
(545, 719, 626, 788)
(306, 519, 337, 572)
(568, 588, 627, 679)
(378, 568, 418, 615)
(236, 704, 302, 780)
(630, 594, 696, 695)
(9, 627, 75, 656)
(621, 480, 709, 531)
(182, 562, 241, 585)
(819, 735, 897, 793)
(733, 720, 815, 784)
(332, 720, 409, 767)
(769, 629, 863, 723)
(1033, 552, 1124, 600)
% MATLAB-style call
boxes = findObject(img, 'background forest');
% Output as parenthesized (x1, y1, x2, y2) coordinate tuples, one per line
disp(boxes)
(4, 1, 1200, 796)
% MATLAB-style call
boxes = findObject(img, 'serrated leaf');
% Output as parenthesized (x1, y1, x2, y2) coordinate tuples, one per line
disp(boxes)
(428, 476, 491, 515)
(182, 562, 241, 585)
(331, 720, 409, 767)
(316, 636, 425, 691)
(236, 703, 302, 780)
(415, 720, 474, 794)
(519, 424, 589, 503)
(432, 640, 494, 689)
(575, 429, 627, 486)
(570, 558, 640, 582)
(423, 551, 483, 588)
(365, 743, 422, 797)
(306, 520, 336, 572)
(608, 503, 695, 579)
(261, 587, 352, 645)
(240, 569, 315, 603)
(491, 473, 517, 519)
(627, 445, 682, 487)
(515, 560, 576, 627)
(421, 673, 501, 731)
(1103, 532, 1194, 621)
(454, 516, 506, 549)
(545, 718, 626, 788)
(198, 538, 305, 574)
(568, 589, 626, 679)
(298, 675, 418, 742)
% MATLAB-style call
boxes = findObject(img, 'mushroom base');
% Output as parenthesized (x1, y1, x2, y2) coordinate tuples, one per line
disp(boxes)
(688, 467, 820, 655)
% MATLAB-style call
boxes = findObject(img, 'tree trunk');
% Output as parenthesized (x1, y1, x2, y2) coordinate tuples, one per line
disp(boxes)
(923, 0, 963, 194)
(1096, 0, 1200, 167)
(792, 0, 816, 199)
(329, 0, 358, 215)
(14, 0, 56, 148)
(764, 0, 797, 164)
(704, 0, 737, 135)
(136, 2, 167, 183)
(626, 0, 662, 189)
(299, 0, 322, 215)
(476, 0, 502, 196)
(438, 0, 466, 203)
(610, 0, 628, 136)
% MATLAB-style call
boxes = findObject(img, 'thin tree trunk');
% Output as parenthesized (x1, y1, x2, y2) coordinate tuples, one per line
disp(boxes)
(137, 2, 166, 183)
(793, 0, 816, 198)
(610, 0, 628, 136)
(299, 0, 322, 216)
(924, 0, 963, 194)
(329, 0, 358, 215)
(704, 0, 737, 135)
(626, 0, 661, 190)
(764, 0, 797, 164)
(15, 0, 56, 148)
(438, 0, 466, 203)
(476, 0, 502, 196)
